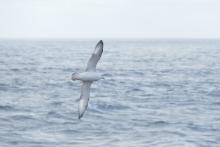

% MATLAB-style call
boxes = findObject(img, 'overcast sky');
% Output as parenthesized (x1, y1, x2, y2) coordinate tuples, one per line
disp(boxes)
(0, 0, 219, 39)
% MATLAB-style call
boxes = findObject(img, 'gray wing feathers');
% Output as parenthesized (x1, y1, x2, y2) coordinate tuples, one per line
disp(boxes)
(86, 40, 103, 71)
(78, 82, 92, 119)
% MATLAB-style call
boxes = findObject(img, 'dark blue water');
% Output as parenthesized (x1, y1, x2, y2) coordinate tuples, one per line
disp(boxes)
(0, 39, 220, 147)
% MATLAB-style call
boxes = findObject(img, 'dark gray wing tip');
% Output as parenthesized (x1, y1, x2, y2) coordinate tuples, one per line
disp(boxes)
(97, 40, 103, 47)
(78, 113, 83, 119)
(99, 40, 103, 44)
(93, 40, 104, 54)
(78, 115, 82, 120)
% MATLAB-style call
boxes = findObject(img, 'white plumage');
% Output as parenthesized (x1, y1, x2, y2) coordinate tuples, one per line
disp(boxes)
(72, 40, 104, 119)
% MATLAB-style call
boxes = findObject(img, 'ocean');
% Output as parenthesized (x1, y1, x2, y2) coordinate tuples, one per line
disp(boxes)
(0, 39, 220, 147)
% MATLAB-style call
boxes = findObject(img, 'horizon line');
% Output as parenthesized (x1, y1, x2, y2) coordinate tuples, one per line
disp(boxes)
(0, 37, 220, 40)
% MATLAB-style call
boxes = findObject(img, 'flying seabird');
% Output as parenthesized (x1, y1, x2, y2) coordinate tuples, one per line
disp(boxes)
(72, 40, 104, 119)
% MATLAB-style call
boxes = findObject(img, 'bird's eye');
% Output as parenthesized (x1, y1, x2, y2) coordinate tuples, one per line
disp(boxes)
(72, 73, 76, 80)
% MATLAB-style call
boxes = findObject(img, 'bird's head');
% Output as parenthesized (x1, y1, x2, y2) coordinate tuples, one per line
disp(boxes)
(71, 72, 79, 81)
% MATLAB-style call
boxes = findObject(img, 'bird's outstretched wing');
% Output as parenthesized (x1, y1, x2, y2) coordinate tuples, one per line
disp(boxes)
(78, 82, 92, 119)
(86, 40, 103, 71)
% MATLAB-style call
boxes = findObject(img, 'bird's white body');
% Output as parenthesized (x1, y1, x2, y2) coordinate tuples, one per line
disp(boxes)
(73, 72, 103, 82)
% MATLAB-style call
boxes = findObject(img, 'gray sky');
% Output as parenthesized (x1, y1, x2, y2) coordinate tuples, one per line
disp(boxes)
(0, 0, 220, 39)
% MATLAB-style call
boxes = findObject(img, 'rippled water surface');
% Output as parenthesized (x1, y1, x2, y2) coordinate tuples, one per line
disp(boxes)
(0, 39, 220, 147)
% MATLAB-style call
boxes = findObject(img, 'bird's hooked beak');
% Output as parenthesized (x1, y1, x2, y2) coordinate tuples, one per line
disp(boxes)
(71, 73, 78, 81)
